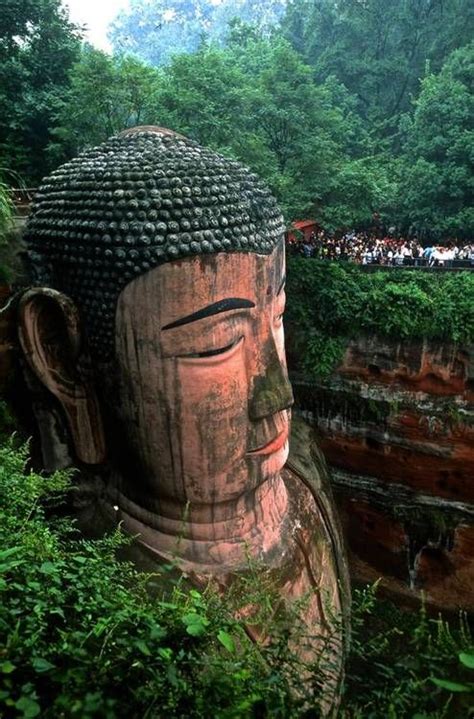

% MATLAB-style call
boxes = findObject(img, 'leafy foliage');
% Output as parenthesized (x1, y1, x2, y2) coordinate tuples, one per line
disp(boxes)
(432, 651, 474, 693)
(0, 0, 82, 182)
(109, 0, 286, 66)
(51, 46, 162, 156)
(342, 585, 474, 718)
(2, 0, 472, 233)
(282, 0, 473, 141)
(56, 36, 378, 221)
(285, 258, 474, 377)
(1, 416, 473, 717)
(0, 433, 339, 718)
(397, 43, 474, 235)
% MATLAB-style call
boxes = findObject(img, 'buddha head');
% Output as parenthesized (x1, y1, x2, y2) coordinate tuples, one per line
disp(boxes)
(19, 127, 294, 566)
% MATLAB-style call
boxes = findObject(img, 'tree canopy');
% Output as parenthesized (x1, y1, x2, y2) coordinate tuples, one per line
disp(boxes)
(51, 47, 161, 156)
(282, 0, 474, 143)
(109, 0, 287, 66)
(1, 0, 472, 235)
(397, 43, 474, 235)
(0, 0, 82, 182)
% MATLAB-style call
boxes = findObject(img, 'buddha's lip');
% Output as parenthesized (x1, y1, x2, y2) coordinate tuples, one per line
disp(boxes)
(247, 429, 288, 456)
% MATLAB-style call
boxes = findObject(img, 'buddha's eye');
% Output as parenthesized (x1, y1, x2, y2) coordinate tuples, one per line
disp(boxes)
(181, 336, 243, 359)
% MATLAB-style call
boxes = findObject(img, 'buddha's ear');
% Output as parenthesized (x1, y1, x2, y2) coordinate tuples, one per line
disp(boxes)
(18, 288, 106, 465)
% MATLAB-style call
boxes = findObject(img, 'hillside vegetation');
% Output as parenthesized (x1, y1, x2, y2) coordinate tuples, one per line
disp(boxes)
(286, 258, 474, 377)
(1, 0, 472, 235)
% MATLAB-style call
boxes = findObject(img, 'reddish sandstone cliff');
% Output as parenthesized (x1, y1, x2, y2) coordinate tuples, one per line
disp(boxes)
(291, 334, 474, 611)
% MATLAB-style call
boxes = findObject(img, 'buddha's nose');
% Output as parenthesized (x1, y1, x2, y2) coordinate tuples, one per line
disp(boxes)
(248, 351, 294, 421)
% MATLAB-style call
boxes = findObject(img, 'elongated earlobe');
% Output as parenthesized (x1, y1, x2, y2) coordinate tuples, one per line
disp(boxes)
(18, 288, 106, 464)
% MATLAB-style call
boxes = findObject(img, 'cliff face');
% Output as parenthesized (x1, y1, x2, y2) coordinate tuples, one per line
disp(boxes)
(291, 335, 474, 611)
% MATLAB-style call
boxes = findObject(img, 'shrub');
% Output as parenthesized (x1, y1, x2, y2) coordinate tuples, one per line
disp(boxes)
(286, 258, 474, 377)
(342, 585, 474, 718)
(1, 430, 473, 716)
(0, 436, 332, 718)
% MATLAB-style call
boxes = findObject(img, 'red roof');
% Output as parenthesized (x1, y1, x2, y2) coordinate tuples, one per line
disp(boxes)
(292, 220, 317, 230)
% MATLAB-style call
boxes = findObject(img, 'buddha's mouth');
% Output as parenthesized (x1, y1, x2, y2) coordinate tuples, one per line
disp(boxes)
(247, 428, 288, 456)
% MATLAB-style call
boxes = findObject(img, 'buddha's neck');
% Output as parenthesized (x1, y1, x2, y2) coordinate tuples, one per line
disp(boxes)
(111, 473, 289, 568)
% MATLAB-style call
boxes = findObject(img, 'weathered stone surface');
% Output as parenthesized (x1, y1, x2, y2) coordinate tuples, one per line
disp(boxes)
(291, 333, 474, 611)
(344, 509, 474, 612)
(416, 525, 474, 608)
(341, 334, 473, 397)
(337, 494, 409, 584)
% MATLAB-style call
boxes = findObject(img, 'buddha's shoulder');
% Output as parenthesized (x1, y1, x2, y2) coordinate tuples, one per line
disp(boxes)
(284, 415, 351, 622)
(286, 415, 330, 497)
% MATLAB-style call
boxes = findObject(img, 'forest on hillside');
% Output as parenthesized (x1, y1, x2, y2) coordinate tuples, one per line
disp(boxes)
(0, 0, 473, 236)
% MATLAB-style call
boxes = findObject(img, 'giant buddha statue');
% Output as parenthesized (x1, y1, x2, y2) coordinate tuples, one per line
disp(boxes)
(17, 127, 349, 710)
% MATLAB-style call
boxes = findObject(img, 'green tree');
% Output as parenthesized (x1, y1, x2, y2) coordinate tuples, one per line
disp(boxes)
(318, 156, 398, 230)
(51, 47, 162, 155)
(109, 0, 287, 66)
(153, 46, 254, 151)
(151, 37, 374, 220)
(282, 0, 474, 142)
(398, 43, 474, 236)
(0, 0, 82, 183)
(235, 38, 385, 221)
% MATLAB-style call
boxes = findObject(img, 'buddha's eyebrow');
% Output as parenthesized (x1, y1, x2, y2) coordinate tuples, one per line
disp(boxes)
(277, 275, 286, 295)
(162, 298, 255, 330)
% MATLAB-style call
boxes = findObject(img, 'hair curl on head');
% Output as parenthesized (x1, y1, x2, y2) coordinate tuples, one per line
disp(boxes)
(24, 127, 285, 359)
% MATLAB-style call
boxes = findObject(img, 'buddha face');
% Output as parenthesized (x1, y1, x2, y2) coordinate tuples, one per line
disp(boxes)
(107, 242, 294, 523)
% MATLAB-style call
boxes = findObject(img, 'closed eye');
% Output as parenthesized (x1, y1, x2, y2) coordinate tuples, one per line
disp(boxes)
(179, 336, 243, 359)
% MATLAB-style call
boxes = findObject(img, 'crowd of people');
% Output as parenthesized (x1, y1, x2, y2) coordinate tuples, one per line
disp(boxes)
(287, 229, 474, 268)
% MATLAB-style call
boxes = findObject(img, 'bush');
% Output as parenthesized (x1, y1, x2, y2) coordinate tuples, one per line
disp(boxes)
(0, 431, 473, 717)
(0, 435, 332, 718)
(286, 258, 474, 377)
(342, 585, 474, 718)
